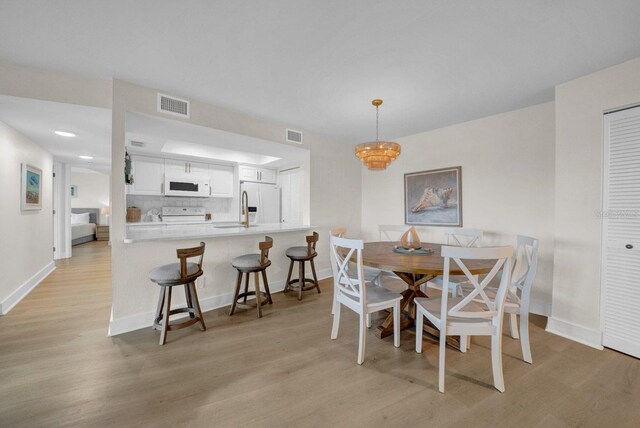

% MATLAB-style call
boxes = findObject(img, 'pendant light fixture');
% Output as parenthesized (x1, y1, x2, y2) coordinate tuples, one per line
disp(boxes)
(355, 99, 401, 170)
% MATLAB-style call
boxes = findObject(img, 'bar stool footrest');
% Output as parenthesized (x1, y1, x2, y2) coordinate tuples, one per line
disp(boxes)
(235, 291, 270, 309)
(285, 278, 319, 292)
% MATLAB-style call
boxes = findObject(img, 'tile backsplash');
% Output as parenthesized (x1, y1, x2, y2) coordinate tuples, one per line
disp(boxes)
(126, 195, 238, 222)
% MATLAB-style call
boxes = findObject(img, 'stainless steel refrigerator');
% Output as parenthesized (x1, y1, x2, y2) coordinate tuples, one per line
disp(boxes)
(240, 182, 281, 224)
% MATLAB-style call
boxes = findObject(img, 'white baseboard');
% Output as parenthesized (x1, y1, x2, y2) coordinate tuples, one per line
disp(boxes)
(108, 267, 332, 336)
(529, 299, 551, 317)
(0, 261, 56, 315)
(546, 316, 603, 350)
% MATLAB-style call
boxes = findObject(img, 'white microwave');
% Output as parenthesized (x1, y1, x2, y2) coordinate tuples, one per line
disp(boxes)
(164, 175, 210, 197)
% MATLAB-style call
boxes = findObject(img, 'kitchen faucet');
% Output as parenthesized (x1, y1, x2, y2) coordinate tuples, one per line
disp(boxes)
(241, 190, 249, 228)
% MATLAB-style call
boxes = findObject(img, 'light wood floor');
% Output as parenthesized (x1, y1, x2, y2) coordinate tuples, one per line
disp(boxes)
(1, 241, 639, 427)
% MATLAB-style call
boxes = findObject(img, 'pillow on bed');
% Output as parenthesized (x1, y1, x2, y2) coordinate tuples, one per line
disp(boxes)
(71, 212, 91, 225)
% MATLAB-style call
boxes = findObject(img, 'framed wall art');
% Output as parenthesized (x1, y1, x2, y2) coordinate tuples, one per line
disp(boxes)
(404, 166, 462, 226)
(21, 163, 43, 211)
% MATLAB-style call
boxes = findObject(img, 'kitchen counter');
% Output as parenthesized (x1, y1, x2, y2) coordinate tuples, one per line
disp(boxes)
(123, 222, 314, 243)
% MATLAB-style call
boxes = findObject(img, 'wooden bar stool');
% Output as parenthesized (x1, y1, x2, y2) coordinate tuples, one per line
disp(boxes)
(230, 236, 273, 318)
(149, 242, 206, 345)
(284, 232, 320, 300)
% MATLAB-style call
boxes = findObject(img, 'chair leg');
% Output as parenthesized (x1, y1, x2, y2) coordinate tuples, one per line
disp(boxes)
(416, 310, 423, 353)
(261, 269, 272, 304)
(438, 327, 446, 393)
(154, 288, 165, 327)
(331, 301, 341, 339)
(160, 286, 172, 345)
(184, 284, 194, 319)
(242, 272, 250, 303)
(451, 285, 457, 298)
(254, 272, 262, 318)
(520, 311, 532, 364)
(310, 259, 320, 294)
(190, 282, 206, 331)
(357, 314, 367, 365)
(285, 260, 294, 292)
(460, 335, 468, 353)
(331, 284, 337, 315)
(298, 261, 304, 301)
(366, 313, 371, 328)
(491, 332, 505, 392)
(393, 302, 400, 348)
(230, 271, 242, 316)
(509, 313, 519, 339)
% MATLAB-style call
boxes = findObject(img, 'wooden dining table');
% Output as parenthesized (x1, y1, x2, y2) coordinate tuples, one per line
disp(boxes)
(360, 241, 496, 340)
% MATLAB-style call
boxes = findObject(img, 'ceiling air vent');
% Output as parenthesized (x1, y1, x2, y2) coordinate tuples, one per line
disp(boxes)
(286, 128, 303, 144)
(157, 93, 190, 118)
(129, 140, 145, 148)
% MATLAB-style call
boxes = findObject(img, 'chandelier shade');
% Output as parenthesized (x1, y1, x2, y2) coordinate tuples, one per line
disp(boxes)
(355, 99, 401, 170)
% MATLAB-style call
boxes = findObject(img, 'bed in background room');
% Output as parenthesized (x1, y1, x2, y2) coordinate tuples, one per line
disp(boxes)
(71, 208, 99, 246)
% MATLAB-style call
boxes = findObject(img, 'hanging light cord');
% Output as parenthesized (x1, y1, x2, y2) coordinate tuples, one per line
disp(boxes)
(375, 105, 380, 142)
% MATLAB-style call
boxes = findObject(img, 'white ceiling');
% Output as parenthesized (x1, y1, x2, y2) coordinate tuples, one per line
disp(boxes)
(126, 112, 308, 168)
(1, 1, 640, 143)
(0, 95, 112, 172)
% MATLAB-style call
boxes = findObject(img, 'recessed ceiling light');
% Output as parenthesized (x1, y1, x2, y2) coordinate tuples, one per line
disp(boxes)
(54, 131, 76, 137)
(79, 155, 93, 160)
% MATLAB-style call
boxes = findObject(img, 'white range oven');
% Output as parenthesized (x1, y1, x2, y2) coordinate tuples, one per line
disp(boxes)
(164, 175, 210, 197)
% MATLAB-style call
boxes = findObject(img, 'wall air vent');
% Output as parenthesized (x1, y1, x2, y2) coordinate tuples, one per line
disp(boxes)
(286, 128, 303, 144)
(129, 140, 146, 148)
(157, 93, 190, 118)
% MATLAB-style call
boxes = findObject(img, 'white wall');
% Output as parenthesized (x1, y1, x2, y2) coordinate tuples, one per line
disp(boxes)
(71, 171, 110, 224)
(548, 57, 640, 348)
(109, 80, 361, 334)
(0, 120, 55, 313)
(361, 102, 556, 314)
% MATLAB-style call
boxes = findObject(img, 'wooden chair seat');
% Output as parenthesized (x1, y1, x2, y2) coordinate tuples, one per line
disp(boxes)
(285, 246, 317, 260)
(149, 262, 201, 284)
(231, 254, 272, 272)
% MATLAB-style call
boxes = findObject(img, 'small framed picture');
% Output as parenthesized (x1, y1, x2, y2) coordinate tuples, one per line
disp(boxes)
(21, 163, 43, 211)
(404, 166, 462, 227)
(70, 185, 78, 198)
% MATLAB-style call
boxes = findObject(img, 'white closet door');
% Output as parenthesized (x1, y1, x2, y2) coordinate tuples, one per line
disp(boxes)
(602, 106, 640, 358)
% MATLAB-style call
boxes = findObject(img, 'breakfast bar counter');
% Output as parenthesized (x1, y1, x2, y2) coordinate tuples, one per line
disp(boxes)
(123, 223, 314, 243)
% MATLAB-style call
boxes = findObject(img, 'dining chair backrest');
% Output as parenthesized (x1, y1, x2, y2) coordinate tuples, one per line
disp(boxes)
(378, 225, 410, 242)
(176, 242, 206, 278)
(440, 245, 513, 322)
(330, 227, 347, 238)
(330, 235, 366, 307)
(444, 227, 483, 248)
(510, 235, 539, 304)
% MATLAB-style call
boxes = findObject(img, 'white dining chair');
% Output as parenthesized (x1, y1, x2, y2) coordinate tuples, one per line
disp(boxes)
(427, 228, 484, 298)
(415, 245, 513, 393)
(462, 235, 539, 363)
(329, 228, 384, 312)
(378, 224, 411, 242)
(330, 235, 402, 365)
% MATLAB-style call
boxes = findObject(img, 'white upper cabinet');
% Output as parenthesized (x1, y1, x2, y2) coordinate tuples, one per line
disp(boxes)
(209, 164, 235, 197)
(239, 165, 277, 184)
(165, 159, 210, 178)
(239, 165, 258, 181)
(127, 155, 165, 195)
(260, 168, 277, 184)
